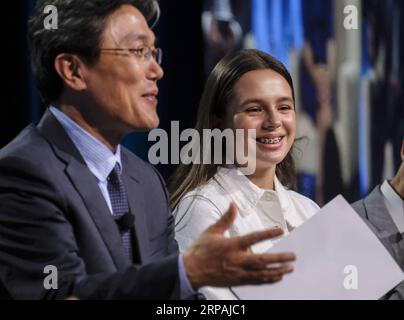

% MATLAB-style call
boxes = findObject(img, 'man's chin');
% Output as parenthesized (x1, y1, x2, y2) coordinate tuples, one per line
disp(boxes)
(129, 117, 160, 132)
(146, 117, 160, 130)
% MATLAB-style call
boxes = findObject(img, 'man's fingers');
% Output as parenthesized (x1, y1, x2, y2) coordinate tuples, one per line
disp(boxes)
(236, 228, 284, 249)
(238, 265, 294, 285)
(268, 264, 294, 276)
(206, 202, 237, 234)
(240, 252, 296, 270)
(262, 252, 296, 265)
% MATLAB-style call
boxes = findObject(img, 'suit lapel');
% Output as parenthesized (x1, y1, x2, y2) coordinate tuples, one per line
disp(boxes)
(121, 150, 150, 262)
(65, 160, 130, 268)
(36, 109, 130, 269)
(364, 187, 400, 236)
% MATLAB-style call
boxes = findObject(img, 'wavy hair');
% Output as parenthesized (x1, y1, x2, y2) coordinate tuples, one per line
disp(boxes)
(169, 49, 297, 210)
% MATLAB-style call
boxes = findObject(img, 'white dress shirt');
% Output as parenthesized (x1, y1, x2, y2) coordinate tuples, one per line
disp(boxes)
(380, 180, 404, 233)
(174, 166, 320, 299)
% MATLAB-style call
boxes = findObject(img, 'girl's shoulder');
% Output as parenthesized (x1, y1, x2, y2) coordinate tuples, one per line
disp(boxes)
(286, 189, 320, 213)
(179, 174, 232, 215)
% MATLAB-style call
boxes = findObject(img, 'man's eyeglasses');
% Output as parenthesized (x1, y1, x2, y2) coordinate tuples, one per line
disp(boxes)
(99, 47, 163, 65)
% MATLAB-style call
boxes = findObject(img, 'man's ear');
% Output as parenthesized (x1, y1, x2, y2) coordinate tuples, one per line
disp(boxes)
(401, 140, 404, 161)
(54, 53, 88, 92)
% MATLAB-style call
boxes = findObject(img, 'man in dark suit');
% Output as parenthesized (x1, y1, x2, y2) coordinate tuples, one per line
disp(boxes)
(352, 140, 404, 269)
(0, 0, 296, 299)
(352, 140, 404, 299)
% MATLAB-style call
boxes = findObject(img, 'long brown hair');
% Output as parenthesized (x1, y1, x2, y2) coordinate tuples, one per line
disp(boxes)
(169, 49, 297, 210)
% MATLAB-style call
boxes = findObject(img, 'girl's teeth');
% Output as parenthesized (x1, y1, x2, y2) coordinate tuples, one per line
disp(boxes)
(258, 137, 282, 144)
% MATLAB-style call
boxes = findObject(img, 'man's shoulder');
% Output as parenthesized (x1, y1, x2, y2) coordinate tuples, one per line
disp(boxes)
(351, 185, 383, 217)
(120, 146, 151, 169)
(120, 146, 166, 186)
(0, 123, 55, 169)
(0, 124, 65, 199)
(121, 146, 157, 173)
(351, 197, 366, 214)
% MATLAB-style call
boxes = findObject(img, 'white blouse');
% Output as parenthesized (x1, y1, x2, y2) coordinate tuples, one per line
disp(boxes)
(173, 167, 320, 300)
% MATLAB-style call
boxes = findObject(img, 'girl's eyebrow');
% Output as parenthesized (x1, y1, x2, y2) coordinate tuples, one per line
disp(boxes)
(240, 96, 294, 107)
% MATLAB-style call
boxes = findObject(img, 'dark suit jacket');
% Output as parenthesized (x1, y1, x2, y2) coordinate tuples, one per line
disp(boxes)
(0, 110, 180, 299)
(352, 186, 404, 299)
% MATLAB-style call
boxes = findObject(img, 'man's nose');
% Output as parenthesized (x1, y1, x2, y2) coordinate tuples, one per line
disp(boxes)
(147, 59, 164, 81)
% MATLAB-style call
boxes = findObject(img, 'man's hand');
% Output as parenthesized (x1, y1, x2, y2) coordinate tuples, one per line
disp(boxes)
(183, 203, 296, 290)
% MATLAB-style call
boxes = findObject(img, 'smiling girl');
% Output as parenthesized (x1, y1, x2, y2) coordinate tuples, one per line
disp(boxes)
(169, 49, 320, 299)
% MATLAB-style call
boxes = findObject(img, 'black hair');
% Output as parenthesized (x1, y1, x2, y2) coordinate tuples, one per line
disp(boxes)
(28, 0, 159, 104)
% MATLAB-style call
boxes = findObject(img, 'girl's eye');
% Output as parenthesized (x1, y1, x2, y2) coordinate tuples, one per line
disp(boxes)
(279, 105, 292, 111)
(246, 107, 262, 113)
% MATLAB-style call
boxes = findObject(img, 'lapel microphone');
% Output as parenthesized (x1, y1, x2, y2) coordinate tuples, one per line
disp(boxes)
(114, 212, 135, 232)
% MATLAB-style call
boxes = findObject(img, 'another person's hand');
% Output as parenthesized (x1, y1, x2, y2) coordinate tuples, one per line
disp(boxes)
(183, 203, 296, 289)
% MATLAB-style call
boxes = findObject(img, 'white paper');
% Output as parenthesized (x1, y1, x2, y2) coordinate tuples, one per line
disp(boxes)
(232, 196, 404, 300)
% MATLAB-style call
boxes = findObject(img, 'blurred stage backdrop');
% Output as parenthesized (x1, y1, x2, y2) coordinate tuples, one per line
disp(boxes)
(1, 0, 403, 206)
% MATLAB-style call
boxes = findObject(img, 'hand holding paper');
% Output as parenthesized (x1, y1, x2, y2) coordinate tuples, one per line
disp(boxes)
(233, 196, 404, 300)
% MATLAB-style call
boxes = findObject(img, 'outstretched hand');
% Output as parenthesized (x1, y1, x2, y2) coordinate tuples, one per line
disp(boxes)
(183, 203, 296, 289)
